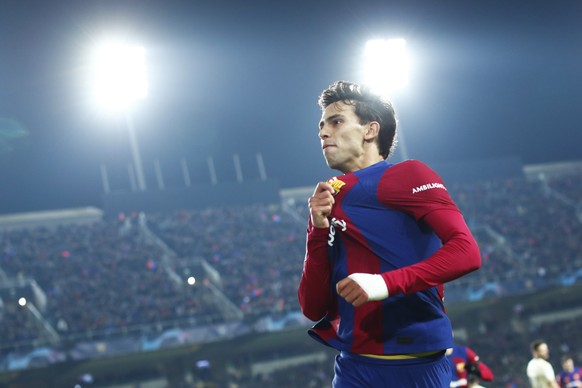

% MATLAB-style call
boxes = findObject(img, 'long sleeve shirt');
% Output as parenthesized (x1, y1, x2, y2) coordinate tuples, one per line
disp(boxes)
(298, 160, 481, 355)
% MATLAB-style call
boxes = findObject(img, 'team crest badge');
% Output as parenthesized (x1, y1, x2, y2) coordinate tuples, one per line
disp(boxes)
(327, 177, 346, 195)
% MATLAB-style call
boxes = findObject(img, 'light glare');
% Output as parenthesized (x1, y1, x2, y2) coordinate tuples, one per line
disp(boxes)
(364, 38, 409, 98)
(92, 42, 148, 111)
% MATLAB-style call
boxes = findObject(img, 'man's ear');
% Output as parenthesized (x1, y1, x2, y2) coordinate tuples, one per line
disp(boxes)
(364, 121, 380, 141)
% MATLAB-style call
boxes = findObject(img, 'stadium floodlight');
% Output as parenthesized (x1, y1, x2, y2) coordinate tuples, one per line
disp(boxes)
(90, 40, 148, 191)
(363, 38, 410, 160)
(363, 38, 409, 98)
(92, 42, 148, 111)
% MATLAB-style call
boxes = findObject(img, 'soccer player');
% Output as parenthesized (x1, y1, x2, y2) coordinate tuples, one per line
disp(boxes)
(447, 344, 494, 387)
(527, 340, 559, 388)
(298, 81, 481, 387)
(557, 355, 582, 388)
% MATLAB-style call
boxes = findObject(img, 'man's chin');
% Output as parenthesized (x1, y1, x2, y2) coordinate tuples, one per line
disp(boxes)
(325, 160, 337, 170)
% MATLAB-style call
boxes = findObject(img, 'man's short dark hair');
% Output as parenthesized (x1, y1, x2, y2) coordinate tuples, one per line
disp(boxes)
(318, 80, 398, 159)
(562, 355, 573, 364)
(530, 340, 546, 353)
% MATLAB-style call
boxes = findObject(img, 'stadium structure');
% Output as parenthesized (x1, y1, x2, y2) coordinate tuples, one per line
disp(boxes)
(0, 157, 581, 387)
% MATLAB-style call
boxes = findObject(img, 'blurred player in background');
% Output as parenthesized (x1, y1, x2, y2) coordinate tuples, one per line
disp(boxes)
(298, 80, 481, 387)
(447, 344, 494, 387)
(557, 355, 582, 388)
(527, 340, 559, 388)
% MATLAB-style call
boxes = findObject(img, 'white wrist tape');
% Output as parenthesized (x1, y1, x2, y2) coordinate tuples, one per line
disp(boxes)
(348, 273, 389, 301)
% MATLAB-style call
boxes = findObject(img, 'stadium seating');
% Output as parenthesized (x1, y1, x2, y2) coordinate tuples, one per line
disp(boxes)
(0, 169, 581, 386)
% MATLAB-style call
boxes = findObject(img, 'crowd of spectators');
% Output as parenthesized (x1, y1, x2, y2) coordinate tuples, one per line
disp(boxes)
(0, 167, 581, 385)
(0, 301, 41, 353)
(146, 204, 305, 319)
(0, 213, 224, 353)
(445, 174, 582, 300)
(144, 172, 582, 311)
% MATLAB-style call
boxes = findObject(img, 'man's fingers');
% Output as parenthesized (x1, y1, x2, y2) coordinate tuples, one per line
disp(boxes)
(351, 295, 368, 308)
(336, 278, 352, 294)
(313, 181, 336, 197)
(336, 278, 369, 307)
(309, 195, 334, 209)
(309, 182, 336, 228)
(342, 290, 368, 307)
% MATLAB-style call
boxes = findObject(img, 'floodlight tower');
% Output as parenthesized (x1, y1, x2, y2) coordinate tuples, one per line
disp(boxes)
(363, 38, 410, 161)
(92, 41, 148, 191)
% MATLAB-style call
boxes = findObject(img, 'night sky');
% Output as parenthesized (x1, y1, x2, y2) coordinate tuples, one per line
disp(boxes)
(1, 0, 581, 214)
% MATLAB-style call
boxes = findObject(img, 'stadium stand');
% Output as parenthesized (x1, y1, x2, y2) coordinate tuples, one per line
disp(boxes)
(0, 161, 581, 387)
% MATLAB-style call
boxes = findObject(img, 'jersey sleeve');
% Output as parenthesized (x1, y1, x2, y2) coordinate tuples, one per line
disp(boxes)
(377, 159, 459, 220)
(297, 220, 334, 321)
(377, 160, 482, 296)
(466, 347, 494, 381)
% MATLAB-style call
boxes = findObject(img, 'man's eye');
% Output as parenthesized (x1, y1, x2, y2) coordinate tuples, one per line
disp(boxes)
(333, 120, 342, 125)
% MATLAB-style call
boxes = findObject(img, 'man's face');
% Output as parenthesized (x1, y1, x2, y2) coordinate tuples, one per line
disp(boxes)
(318, 101, 368, 173)
(536, 343, 550, 360)
(563, 358, 574, 372)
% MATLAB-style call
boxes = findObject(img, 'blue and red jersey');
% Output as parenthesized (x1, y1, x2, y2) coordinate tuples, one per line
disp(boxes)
(298, 160, 481, 355)
(448, 345, 494, 387)
(557, 367, 582, 387)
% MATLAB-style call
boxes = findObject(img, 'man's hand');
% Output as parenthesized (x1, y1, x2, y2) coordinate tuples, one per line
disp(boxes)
(336, 273, 389, 307)
(309, 182, 335, 228)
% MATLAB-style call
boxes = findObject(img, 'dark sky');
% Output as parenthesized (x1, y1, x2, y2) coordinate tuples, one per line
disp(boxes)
(0, 0, 581, 214)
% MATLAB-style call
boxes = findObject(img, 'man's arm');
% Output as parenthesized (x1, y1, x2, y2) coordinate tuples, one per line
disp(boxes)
(337, 208, 480, 306)
(298, 224, 333, 321)
(298, 182, 335, 321)
(381, 208, 481, 296)
(466, 347, 494, 382)
(543, 362, 559, 388)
